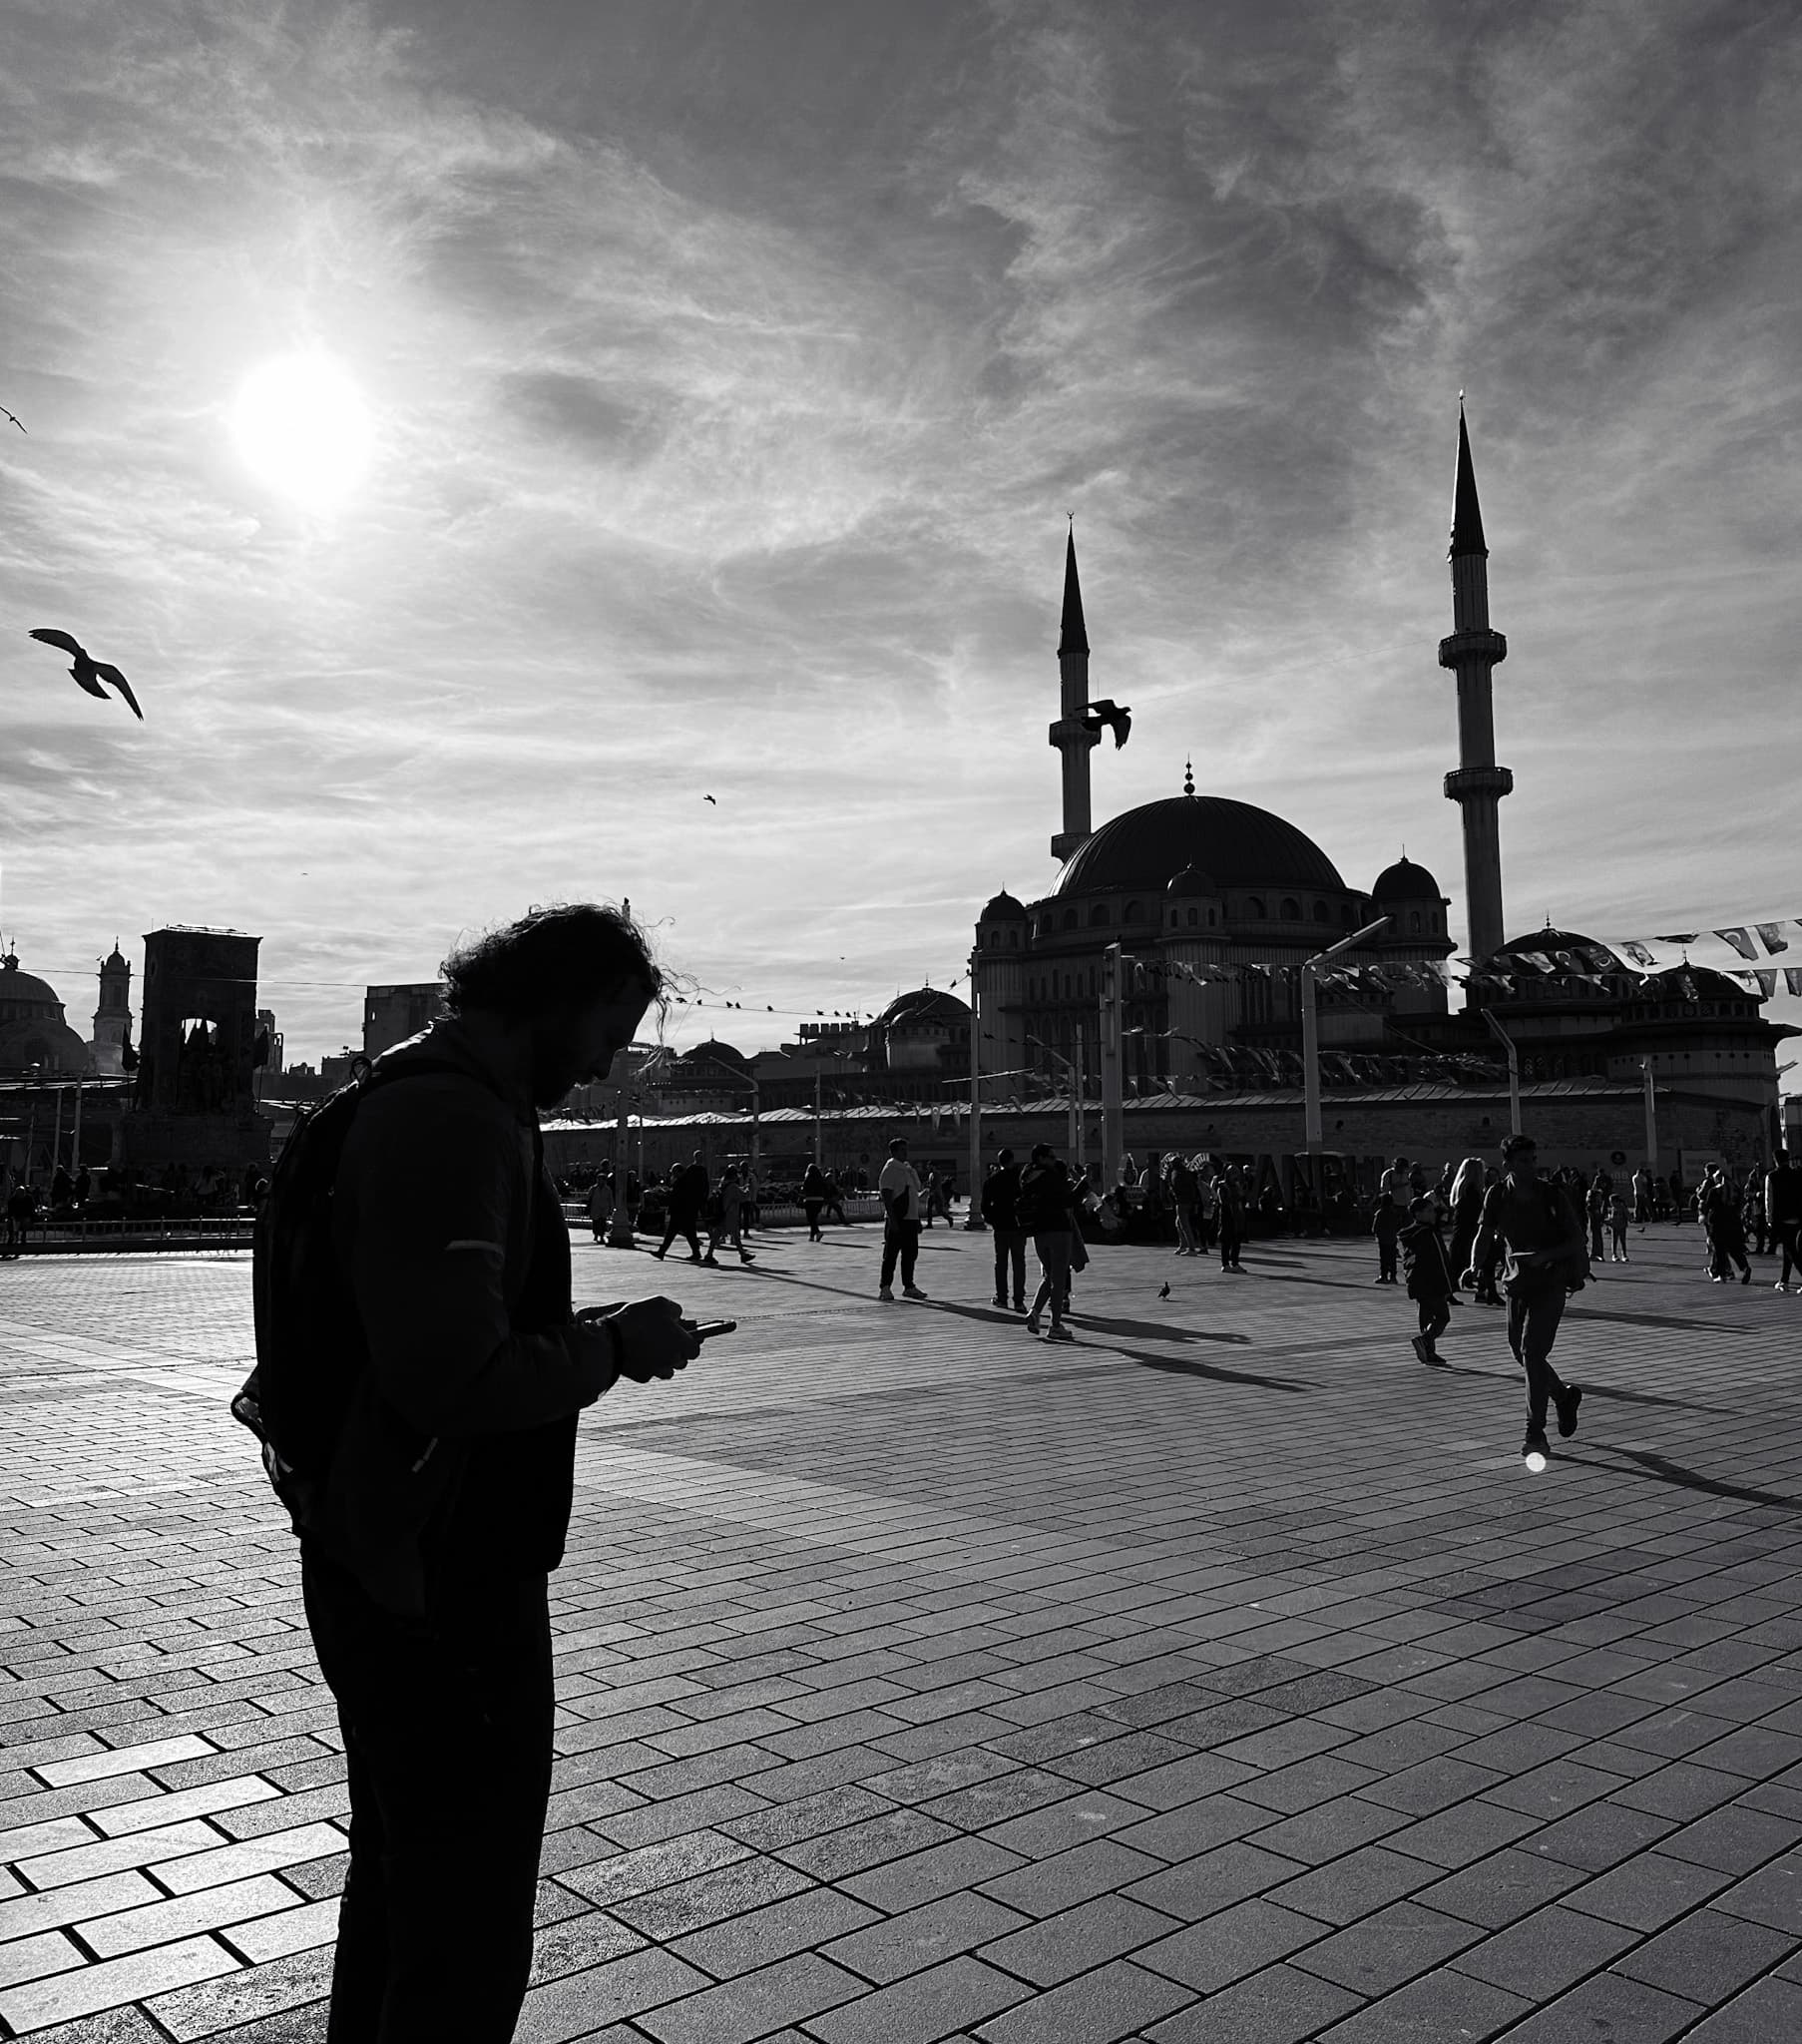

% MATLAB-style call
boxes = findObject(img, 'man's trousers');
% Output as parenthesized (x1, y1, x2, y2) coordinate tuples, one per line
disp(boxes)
(1506, 1285, 1569, 1432)
(301, 1548, 554, 2043)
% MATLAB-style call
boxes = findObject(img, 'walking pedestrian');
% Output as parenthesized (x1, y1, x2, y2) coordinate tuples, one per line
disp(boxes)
(286, 901, 699, 2043)
(1700, 1166, 1751, 1283)
(1466, 1133, 1585, 1466)
(1019, 1143, 1079, 1340)
(585, 1175, 612, 1244)
(1370, 1191, 1403, 1284)
(1168, 1152, 1201, 1255)
(703, 1164, 754, 1266)
(800, 1160, 829, 1241)
(654, 1150, 708, 1264)
(1767, 1149, 1802, 1292)
(877, 1137, 926, 1300)
(1400, 1194, 1456, 1364)
(1215, 1164, 1247, 1271)
(1631, 1164, 1652, 1228)
(1585, 1172, 1608, 1264)
(981, 1148, 1028, 1310)
(1447, 1156, 1485, 1278)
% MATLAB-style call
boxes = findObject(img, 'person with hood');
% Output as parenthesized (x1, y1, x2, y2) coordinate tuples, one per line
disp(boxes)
(1018, 1142, 1079, 1341)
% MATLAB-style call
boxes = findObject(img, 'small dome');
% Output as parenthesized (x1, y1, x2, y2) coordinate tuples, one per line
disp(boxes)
(103, 944, 129, 971)
(877, 988, 971, 1029)
(1494, 928, 1621, 971)
(687, 1038, 749, 1068)
(1372, 856, 1441, 902)
(1637, 965, 1757, 1003)
(0, 959, 65, 1014)
(1166, 865, 1218, 898)
(981, 889, 1028, 922)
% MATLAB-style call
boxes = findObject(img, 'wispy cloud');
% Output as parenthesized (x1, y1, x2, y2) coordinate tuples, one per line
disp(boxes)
(2, 0, 1798, 1063)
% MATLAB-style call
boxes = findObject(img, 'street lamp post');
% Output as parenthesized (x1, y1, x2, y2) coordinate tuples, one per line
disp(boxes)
(964, 947, 985, 1230)
(1302, 918, 1392, 1156)
(1484, 1010, 1523, 1138)
(1641, 1058, 1658, 1173)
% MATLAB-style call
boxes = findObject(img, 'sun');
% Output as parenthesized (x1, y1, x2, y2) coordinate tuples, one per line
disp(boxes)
(229, 351, 373, 509)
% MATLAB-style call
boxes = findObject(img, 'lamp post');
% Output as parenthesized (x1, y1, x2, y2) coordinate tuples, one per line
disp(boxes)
(1484, 1010, 1523, 1138)
(964, 947, 985, 1230)
(1641, 1058, 1658, 1174)
(1302, 918, 1392, 1156)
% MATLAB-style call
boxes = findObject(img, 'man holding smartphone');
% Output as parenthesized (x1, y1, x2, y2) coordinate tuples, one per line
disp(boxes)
(296, 902, 700, 2044)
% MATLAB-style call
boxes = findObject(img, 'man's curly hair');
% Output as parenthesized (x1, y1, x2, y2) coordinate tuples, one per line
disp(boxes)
(441, 902, 664, 1022)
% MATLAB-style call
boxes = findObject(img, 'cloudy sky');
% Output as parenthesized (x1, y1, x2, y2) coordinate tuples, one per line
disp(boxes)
(3, 0, 1799, 1070)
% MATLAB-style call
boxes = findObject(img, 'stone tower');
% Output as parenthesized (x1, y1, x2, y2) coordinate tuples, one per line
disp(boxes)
(1049, 526, 1101, 862)
(90, 942, 133, 1076)
(1439, 403, 1513, 966)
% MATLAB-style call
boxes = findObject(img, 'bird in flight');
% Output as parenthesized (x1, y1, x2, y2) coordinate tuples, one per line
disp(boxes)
(1082, 699, 1131, 749)
(27, 629, 143, 719)
(1, 406, 24, 433)
(702, 793, 717, 805)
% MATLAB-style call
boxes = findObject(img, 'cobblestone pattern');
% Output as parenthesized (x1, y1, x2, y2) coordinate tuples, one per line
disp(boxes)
(3, 1220, 1801, 2040)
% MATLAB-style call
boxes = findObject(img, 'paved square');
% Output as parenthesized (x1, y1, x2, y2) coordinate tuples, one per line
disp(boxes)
(4, 1218, 1801, 2041)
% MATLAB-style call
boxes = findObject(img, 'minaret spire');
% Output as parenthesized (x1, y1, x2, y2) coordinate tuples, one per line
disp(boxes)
(1050, 521, 1100, 862)
(1438, 400, 1513, 967)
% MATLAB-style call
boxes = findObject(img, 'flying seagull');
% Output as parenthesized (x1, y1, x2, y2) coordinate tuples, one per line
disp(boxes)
(1083, 699, 1130, 749)
(1, 406, 24, 433)
(27, 629, 143, 719)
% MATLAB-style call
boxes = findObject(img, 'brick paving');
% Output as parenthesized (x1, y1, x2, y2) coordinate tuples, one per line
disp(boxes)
(3, 1217, 1802, 2041)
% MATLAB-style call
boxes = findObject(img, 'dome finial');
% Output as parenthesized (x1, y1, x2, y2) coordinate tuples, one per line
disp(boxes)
(1182, 758, 1194, 797)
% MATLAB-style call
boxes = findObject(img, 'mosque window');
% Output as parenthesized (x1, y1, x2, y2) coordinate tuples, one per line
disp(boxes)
(1280, 898, 1300, 921)
(1247, 897, 1265, 919)
(1187, 907, 1198, 927)
(1410, 912, 1422, 933)
(1091, 904, 1110, 926)
(1009, 930, 1018, 947)
(1208, 908, 1216, 926)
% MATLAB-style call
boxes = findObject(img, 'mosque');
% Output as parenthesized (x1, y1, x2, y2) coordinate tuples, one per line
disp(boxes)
(0, 944, 132, 1076)
(970, 409, 1792, 1157)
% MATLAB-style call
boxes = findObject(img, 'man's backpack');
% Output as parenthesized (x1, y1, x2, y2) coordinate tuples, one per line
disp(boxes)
(231, 1054, 458, 1533)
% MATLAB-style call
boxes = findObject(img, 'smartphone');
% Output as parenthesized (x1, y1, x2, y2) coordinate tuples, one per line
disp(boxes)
(684, 1318, 737, 1341)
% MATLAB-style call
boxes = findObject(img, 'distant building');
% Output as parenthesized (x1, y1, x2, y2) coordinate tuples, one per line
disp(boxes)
(89, 944, 134, 1076)
(364, 982, 444, 1058)
(255, 1008, 282, 1076)
(0, 948, 92, 1074)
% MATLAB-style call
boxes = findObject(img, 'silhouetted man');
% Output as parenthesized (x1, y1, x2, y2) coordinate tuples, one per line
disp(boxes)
(1765, 1149, 1801, 1292)
(294, 903, 699, 2042)
(655, 1148, 708, 1263)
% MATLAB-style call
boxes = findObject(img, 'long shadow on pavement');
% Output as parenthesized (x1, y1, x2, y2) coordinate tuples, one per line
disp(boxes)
(1568, 1444, 1802, 1515)
(1112, 1345, 1312, 1394)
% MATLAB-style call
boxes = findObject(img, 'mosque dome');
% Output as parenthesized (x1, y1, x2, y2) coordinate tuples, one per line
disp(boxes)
(981, 890, 1029, 922)
(1636, 965, 1756, 1003)
(876, 988, 971, 1029)
(1166, 865, 1218, 898)
(0, 956, 66, 1017)
(1493, 928, 1622, 971)
(1372, 856, 1443, 902)
(1055, 795, 1345, 897)
(687, 1037, 749, 1069)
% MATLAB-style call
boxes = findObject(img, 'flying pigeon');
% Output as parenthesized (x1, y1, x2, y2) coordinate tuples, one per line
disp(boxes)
(702, 794, 716, 804)
(1, 406, 24, 433)
(27, 629, 143, 719)
(1082, 699, 1130, 749)
(1157, 1281, 1170, 1298)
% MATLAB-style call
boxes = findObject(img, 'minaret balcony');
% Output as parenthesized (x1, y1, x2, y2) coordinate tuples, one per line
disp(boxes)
(1049, 716, 1102, 750)
(1444, 765, 1514, 803)
(1438, 628, 1508, 670)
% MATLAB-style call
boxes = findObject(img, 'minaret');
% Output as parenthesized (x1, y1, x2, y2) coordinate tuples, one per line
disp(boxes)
(1438, 402, 1513, 965)
(1049, 523, 1101, 861)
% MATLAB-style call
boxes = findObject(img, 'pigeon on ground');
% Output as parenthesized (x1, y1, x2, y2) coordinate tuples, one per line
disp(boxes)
(1, 406, 24, 433)
(1158, 1281, 1170, 1298)
(1082, 699, 1131, 748)
(27, 629, 143, 719)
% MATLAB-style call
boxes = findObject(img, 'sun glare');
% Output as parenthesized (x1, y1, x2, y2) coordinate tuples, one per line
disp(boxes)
(230, 351, 373, 509)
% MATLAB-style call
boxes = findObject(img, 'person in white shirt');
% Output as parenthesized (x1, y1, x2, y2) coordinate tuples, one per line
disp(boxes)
(877, 1137, 927, 1300)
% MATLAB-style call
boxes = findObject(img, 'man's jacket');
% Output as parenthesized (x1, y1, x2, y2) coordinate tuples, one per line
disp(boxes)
(981, 1164, 1023, 1231)
(1016, 1162, 1074, 1233)
(319, 1019, 614, 1613)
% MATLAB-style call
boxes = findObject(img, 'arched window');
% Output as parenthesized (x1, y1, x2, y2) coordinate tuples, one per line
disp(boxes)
(1207, 908, 1216, 926)
(1187, 907, 1199, 927)
(1091, 904, 1111, 926)
(1409, 911, 1422, 933)
(1247, 897, 1265, 919)
(1124, 900, 1144, 923)
(1280, 897, 1300, 921)
(1009, 929, 1019, 948)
